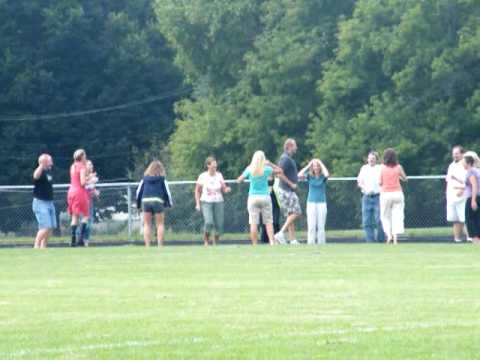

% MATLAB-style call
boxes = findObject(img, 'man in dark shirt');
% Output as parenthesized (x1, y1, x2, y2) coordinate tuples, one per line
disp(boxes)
(275, 139, 302, 244)
(32, 154, 56, 248)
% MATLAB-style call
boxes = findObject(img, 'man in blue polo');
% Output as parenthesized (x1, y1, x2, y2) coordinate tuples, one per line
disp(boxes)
(274, 139, 301, 245)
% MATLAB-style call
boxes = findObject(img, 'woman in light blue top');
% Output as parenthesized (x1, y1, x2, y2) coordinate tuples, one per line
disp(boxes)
(237, 151, 294, 245)
(298, 159, 330, 244)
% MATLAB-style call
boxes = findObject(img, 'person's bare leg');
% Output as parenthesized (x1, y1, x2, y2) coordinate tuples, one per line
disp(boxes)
(250, 224, 258, 245)
(266, 224, 274, 245)
(213, 235, 219, 246)
(34, 229, 48, 248)
(288, 223, 296, 242)
(463, 225, 472, 241)
(41, 229, 51, 248)
(453, 222, 464, 241)
(203, 233, 210, 246)
(155, 213, 165, 247)
(143, 212, 152, 247)
(71, 214, 79, 226)
(393, 234, 398, 245)
(280, 214, 299, 234)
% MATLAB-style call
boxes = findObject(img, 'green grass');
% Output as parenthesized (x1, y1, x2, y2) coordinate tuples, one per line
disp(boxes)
(0, 227, 453, 245)
(1, 244, 479, 359)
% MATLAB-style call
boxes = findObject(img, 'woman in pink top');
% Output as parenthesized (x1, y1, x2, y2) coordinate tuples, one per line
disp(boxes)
(379, 148, 407, 245)
(67, 149, 90, 247)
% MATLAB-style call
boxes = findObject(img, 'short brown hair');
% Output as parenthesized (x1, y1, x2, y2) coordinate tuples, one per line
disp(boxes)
(144, 160, 166, 177)
(383, 148, 398, 166)
(204, 156, 216, 169)
(452, 145, 464, 153)
(368, 151, 379, 160)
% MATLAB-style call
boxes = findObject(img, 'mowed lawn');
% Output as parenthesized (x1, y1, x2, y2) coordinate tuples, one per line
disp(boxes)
(0, 245, 479, 359)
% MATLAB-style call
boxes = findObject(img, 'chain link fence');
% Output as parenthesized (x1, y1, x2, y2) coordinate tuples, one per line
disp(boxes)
(0, 176, 451, 246)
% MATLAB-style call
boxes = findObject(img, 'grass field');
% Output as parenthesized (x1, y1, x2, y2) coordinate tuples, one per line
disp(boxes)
(1, 244, 479, 359)
(0, 226, 454, 245)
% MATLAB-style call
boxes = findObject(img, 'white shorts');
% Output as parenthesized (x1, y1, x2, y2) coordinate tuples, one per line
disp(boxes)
(447, 199, 466, 223)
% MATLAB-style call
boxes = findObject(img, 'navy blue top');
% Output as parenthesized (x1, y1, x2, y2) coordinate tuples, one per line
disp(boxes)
(136, 176, 173, 209)
(278, 152, 298, 191)
(307, 174, 327, 203)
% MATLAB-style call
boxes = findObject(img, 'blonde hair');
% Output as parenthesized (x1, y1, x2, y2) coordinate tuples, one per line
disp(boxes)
(249, 151, 266, 177)
(464, 151, 480, 168)
(73, 149, 86, 162)
(309, 159, 322, 176)
(144, 160, 166, 176)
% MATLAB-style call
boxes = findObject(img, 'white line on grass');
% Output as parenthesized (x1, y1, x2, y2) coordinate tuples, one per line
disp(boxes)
(4, 321, 480, 358)
(5, 340, 166, 358)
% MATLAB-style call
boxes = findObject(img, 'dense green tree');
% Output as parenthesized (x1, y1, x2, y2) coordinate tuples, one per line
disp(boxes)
(309, 0, 480, 175)
(156, 0, 355, 178)
(0, 0, 183, 184)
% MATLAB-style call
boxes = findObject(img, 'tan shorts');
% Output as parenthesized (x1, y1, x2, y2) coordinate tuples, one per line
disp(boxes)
(248, 196, 273, 225)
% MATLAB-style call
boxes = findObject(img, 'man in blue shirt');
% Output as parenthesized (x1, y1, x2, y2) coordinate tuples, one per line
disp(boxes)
(275, 139, 302, 244)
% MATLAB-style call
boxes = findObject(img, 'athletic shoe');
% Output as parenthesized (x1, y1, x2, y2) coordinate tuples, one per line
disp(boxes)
(290, 239, 300, 245)
(467, 237, 473, 242)
(274, 232, 287, 245)
(454, 238, 463, 243)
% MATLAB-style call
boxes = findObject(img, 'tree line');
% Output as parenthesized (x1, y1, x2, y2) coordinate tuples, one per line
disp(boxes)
(1, 0, 478, 185)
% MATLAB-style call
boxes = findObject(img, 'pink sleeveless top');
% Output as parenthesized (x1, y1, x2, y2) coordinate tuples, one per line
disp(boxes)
(380, 165, 402, 192)
(70, 163, 86, 192)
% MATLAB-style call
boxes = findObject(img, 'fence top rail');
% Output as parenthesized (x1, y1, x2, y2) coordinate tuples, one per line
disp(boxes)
(0, 175, 446, 191)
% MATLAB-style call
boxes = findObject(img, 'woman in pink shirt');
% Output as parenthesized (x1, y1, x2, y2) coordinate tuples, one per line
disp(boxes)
(67, 149, 90, 247)
(379, 148, 407, 245)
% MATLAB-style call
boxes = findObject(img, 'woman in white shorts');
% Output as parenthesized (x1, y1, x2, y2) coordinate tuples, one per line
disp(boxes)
(237, 151, 294, 245)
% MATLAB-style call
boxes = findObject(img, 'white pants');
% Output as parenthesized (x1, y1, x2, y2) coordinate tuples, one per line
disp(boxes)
(380, 191, 405, 237)
(306, 202, 327, 244)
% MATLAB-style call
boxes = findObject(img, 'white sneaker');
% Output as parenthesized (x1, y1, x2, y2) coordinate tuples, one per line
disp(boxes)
(290, 239, 300, 245)
(467, 237, 473, 242)
(274, 232, 287, 245)
(454, 238, 463, 243)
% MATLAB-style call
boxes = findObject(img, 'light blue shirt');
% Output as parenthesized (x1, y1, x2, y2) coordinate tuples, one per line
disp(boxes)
(242, 166, 273, 196)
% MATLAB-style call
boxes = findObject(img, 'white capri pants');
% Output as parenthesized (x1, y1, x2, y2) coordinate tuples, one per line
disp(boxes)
(380, 191, 405, 237)
(306, 202, 327, 245)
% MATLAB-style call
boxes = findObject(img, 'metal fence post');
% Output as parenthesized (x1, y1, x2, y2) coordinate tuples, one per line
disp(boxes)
(127, 185, 132, 242)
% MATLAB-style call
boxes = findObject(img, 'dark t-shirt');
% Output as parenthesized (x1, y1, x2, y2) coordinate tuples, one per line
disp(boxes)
(278, 152, 298, 191)
(33, 170, 54, 201)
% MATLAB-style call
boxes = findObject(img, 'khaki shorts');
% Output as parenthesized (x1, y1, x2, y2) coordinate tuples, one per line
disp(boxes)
(248, 196, 273, 225)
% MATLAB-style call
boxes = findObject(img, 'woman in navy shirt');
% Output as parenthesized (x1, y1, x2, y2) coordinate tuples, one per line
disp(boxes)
(136, 160, 172, 247)
(298, 159, 330, 244)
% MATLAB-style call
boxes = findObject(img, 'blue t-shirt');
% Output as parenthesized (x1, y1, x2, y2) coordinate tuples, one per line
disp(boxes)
(242, 166, 274, 196)
(307, 174, 327, 203)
